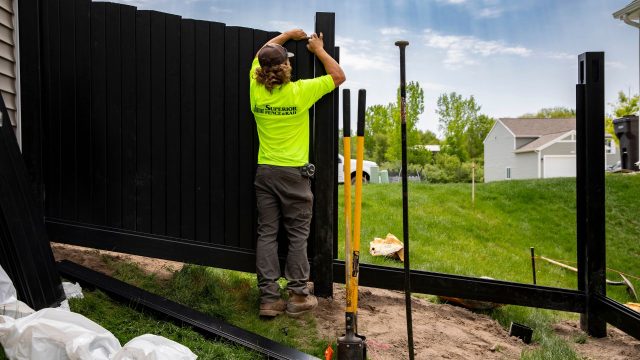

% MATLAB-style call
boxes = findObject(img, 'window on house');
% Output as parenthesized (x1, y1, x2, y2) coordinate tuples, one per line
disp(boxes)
(506, 167, 511, 179)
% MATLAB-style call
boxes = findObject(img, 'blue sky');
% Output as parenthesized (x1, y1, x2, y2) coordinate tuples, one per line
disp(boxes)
(113, 0, 639, 137)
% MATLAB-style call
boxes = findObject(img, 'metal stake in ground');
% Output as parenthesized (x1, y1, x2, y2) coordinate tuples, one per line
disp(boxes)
(395, 39, 415, 360)
(338, 89, 367, 360)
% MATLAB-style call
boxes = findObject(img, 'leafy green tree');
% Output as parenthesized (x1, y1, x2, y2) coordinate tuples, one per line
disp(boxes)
(610, 91, 639, 118)
(363, 104, 394, 164)
(386, 82, 425, 162)
(467, 114, 494, 160)
(436, 92, 493, 161)
(417, 129, 439, 145)
(520, 107, 575, 119)
(605, 91, 640, 147)
(357, 82, 427, 164)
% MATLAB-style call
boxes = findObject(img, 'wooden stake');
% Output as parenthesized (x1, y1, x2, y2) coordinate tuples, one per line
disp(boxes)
(472, 162, 476, 206)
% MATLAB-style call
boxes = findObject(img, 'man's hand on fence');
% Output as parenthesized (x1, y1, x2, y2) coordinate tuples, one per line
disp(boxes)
(307, 32, 324, 54)
(286, 28, 308, 41)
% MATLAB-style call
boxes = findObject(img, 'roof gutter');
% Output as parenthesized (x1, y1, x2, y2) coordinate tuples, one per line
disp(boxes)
(622, 14, 640, 29)
(613, 3, 640, 111)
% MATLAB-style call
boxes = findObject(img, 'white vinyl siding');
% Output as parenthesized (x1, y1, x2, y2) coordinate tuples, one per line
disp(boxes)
(484, 122, 517, 182)
(512, 152, 539, 180)
(0, 0, 15, 128)
(541, 141, 576, 158)
(543, 155, 576, 178)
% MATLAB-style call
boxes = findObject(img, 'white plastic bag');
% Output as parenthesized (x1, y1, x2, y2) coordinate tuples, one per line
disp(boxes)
(57, 299, 71, 312)
(0, 308, 122, 360)
(0, 300, 34, 319)
(112, 334, 197, 360)
(0, 265, 17, 305)
(62, 282, 84, 300)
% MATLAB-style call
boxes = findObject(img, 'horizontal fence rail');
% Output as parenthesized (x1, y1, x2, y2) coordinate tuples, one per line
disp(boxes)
(333, 261, 586, 313)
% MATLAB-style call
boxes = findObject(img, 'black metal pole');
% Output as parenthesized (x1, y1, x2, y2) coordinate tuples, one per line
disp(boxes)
(395, 40, 415, 360)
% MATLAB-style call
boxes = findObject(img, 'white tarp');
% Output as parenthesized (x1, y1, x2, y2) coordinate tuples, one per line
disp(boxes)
(0, 308, 122, 360)
(0, 301, 34, 320)
(0, 265, 196, 359)
(0, 265, 17, 305)
(112, 334, 197, 360)
(56, 282, 85, 313)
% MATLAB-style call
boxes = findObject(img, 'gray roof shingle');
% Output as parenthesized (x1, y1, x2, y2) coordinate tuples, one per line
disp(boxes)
(500, 118, 575, 137)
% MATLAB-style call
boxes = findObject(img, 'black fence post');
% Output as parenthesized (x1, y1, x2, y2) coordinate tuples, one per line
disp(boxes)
(17, 0, 44, 203)
(0, 93, 65, 310)
(576, 52, 607, 337)
(312, 12, 336, 298)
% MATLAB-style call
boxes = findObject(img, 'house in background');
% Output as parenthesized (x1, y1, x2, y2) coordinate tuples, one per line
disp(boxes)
(483, 118, 619, 182)
(414, 144, 441, 154)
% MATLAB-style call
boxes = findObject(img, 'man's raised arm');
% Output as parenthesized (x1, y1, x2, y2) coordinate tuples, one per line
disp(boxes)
(307, 32, 346, 87)
(255, 28, 308, 58)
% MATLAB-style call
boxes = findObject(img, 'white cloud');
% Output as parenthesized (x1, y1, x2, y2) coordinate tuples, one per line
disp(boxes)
(423, 29, 531, 69)
(544, 52, 575, 61)
(478, 7, 503, 18)
(607, 61, 626, 70)
(113, 0, 156, 8)
(336, 36, 396, 72)
(209, 5, 232, 13)
(437, 0, 508, 19)
(421, 82, 450, 92)
(267, 20, 301, 32)
(380, 27, 407, 36)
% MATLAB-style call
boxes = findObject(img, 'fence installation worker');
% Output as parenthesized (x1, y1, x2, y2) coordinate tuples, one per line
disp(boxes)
(250, 29, 346, 317)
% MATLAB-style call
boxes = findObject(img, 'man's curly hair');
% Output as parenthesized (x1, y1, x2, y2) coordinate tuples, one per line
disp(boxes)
(254, 62, 292, 92)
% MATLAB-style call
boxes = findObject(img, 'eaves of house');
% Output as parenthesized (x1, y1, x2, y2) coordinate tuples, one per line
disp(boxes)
(514, 130, 575, 153)
(484, 117, 576, 153)
(613, 0, 640, 21)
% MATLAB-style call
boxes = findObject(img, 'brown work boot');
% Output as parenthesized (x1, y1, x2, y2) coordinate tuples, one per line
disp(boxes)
(286, 293, 318, 317)
(259, 298, 286, 317)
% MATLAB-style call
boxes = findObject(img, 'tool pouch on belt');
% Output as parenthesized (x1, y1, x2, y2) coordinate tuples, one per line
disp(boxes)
(300, 163, 315, 178)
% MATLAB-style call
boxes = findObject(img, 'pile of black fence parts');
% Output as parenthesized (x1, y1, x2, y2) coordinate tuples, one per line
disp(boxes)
(57, 260, 319, 360)
(0, 94, 64, 310)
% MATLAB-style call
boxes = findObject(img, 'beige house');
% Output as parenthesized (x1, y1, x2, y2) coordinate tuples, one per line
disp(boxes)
(0, 0, 18, 142)
(483, 118, 619, 182)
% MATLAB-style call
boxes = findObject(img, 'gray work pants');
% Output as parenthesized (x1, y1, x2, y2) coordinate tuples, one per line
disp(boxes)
(254, 164, 313, 304)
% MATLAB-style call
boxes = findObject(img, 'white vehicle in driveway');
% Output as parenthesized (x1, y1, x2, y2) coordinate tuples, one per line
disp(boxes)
(337, 154, 378, 184)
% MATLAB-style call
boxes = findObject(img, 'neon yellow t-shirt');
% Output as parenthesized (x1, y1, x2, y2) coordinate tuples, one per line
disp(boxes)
(250, 57, 335, 166)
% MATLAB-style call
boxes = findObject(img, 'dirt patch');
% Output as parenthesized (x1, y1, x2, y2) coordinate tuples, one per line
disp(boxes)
(553, 321, 640, 360)
(51, 243, 640, 359)
(315, 285, 525, 359)
(51, 242, 183, 280)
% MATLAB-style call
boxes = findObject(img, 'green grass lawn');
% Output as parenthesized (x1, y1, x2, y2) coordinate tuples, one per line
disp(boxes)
(72, 261, 330, 359)
(1, 174, 638, 359)
(338, 174, 640, 303)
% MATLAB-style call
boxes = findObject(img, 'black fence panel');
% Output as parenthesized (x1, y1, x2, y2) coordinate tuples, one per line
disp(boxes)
(90, 2, 107, 225)
(33, 0, 336, 296)
(0, 94, 64, 310)
(76, 0, 92, 225)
